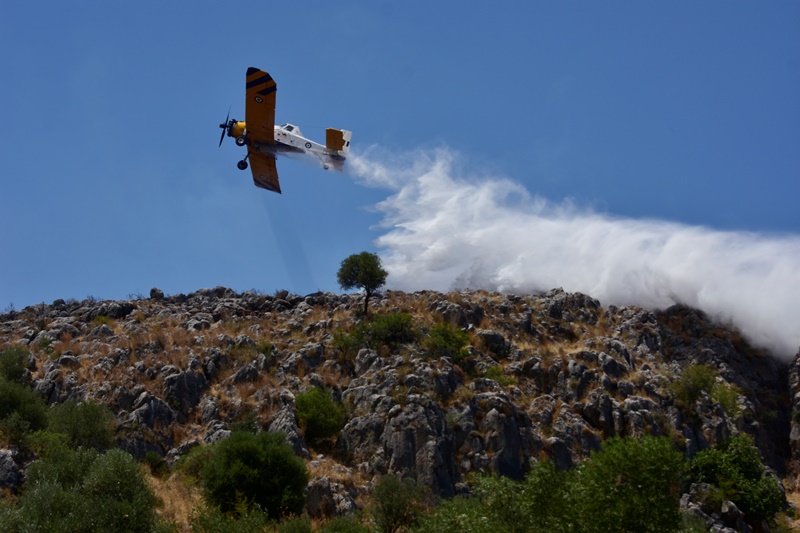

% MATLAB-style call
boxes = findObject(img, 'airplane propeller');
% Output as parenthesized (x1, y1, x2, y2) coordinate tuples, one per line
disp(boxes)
(218, 107, 231, 147)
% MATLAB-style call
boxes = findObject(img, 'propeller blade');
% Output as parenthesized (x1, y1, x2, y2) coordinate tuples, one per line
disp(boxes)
(218, 107, 231, 147)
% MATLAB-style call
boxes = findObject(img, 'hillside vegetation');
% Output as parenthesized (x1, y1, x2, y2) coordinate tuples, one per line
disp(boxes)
(1, 287, 798, 531)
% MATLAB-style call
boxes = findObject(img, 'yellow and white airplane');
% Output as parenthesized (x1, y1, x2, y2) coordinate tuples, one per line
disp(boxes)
(218, 67, 352, 194)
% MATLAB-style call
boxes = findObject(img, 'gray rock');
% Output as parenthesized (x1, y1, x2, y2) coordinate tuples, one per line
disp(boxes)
(165, 439, 200, 467)
(306, 476, 357, 518)
(0, 450, 21, 491)
(105, 301, 134, 319)
(546, 437, 573, 470)
(199, 397, 220, 425)
(227, 363, 259, 384)
(128, 395, 177, 429)
(268, 406, 309, 459)
(163, 370, 208, 414)
(149, 288, 165, 300)
(474, 329, 509, 358)
(56, 354, 80, 367)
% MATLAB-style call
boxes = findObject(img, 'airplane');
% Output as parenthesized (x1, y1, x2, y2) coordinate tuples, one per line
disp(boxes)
(218, 67, 352, 194)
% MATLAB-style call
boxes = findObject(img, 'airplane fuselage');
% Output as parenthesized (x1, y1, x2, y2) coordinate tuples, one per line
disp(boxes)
(229, 121, 328, 155)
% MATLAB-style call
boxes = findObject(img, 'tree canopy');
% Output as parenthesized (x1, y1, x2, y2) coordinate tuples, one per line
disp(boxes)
(337, 252, 388, 314)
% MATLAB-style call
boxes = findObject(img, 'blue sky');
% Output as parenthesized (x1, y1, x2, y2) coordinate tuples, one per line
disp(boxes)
(2, 2, 799, 316)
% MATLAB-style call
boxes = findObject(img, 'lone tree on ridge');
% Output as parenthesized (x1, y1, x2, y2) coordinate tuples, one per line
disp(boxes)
(337, 252, 388, 315)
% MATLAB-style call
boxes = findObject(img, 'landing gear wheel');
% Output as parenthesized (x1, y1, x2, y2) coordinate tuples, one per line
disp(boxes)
(235, 136, 247, 147)
(237, 160, 248, 170)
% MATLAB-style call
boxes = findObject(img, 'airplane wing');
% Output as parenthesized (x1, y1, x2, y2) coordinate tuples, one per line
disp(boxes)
(248, 151, 281, 194)
(245, 67, 276, 145)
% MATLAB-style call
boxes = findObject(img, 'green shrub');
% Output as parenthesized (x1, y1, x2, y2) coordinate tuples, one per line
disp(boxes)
(414, 495, 494, 533)
(144, 450, 169, 478)
(572, 436, 686, 533)
(230, 410, 260, 434)
(484, 366, 515, 387)
(0, 346, 29, 384)
(367, 313, 418, 349)
(175, 443, 215, 480)
(417, 462, 574, 533)
(691, 434, 783, 523)
(91, 315, 114, 327)
(416, 438, 690, 532)
(25, 444, 99, 489)
(515, 460, 574, 532)
(48, 400, 116, 450)
(711, 381, 741, 418)
(371, 475, 430, 533)
(9, 447, 158, 533)
(423, 323, 470, 363)
(670, 364, 716, 415)
(278, 514, 312, 533)
(200, 431, 309, 519)
(0, 378, 48, 445)
(319, 514, 370, 533)
(332, 326, 367, 364)
(189, 503, 273, 533)
(333, 313, 418, 357)
(295, 387, 346, 445)
(469, 473, 531, 533)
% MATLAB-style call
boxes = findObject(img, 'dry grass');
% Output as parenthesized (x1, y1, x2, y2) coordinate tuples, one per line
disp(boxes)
(147, 471, 202, 531)
(781, 489, 800, 531)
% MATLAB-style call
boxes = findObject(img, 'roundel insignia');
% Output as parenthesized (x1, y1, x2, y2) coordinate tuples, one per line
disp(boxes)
(305, 142, 312, 149)
(254, 96, 263, 103)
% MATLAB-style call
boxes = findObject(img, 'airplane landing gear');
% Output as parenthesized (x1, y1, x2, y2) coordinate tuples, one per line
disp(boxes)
(237, 160, 248, 170)
(235, 136, 247, 147)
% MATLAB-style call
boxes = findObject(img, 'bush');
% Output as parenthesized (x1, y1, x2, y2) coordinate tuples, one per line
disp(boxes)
(423, 323, 470, 363)
(515, 460, 574, 532)
(371, 475, 430, 533)
(143, 450, 169, 478)
(0, 346, 30, 384)
(200, 431, 309, 519)
(295, 387, 346, 445)
(332, 326, 366, 365)
(367, 313, 418, 349)
(469, 473, 531, 533)
(319, 514, 370, 533)
(175, 443, 215, 480)
(417, 439, 689, 532)
(416, 461, 574, 533)
(333, 313, 418, 357)
(711, 381, 741, 418)
(190, 503, 273, 533)
(0, 378, 48, 445)
(7, 447, 158, 532)
(484, 366, 515, 387)
(48, 400, 116, 450)
(414, 495, 494, 533)
(691, 434, 783, 523)
(670, 364, 716, 415)
(279, 514, 312, 533)
(572, 436, 685, 533)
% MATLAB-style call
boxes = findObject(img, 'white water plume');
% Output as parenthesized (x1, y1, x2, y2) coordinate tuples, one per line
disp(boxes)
(349, 147, 800, 359)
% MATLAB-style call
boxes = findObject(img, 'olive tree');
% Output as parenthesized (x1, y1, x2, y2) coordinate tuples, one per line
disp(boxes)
(337, 252, 388, 315)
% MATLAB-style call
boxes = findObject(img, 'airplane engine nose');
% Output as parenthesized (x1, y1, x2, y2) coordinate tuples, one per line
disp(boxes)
(231, 121, 246, 138)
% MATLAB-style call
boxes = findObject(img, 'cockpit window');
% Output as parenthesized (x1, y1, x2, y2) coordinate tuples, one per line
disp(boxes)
(283, 124, 294, 132)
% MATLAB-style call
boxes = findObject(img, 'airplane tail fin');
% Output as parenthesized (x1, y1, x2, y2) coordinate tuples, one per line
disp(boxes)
(326, 128, 352, 157)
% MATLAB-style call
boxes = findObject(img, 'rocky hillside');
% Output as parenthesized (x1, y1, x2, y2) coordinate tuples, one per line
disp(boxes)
(1, 286, 798, 520)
